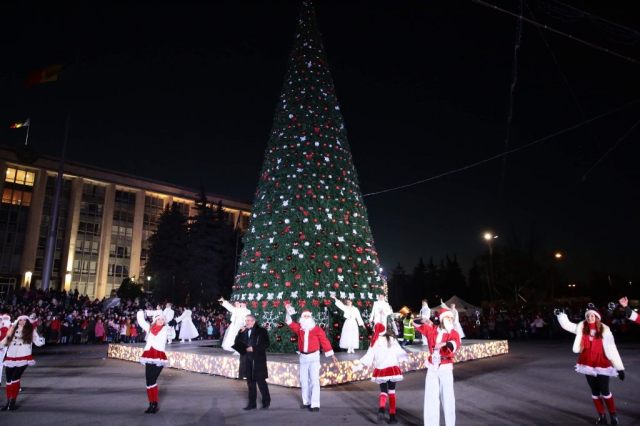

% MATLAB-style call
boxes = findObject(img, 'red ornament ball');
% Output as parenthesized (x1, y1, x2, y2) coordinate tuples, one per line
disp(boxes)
(276, 336, 282, 342)
(333, 282, 339, 288)
(337, 267, 343, 273)
(314, 281, 320, 287)
(285, 281, 291, 287)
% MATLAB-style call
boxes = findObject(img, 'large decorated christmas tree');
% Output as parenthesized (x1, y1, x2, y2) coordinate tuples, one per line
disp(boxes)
(231, 1, 386, 353)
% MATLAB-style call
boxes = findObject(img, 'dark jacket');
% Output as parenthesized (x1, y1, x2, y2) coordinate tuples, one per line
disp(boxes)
(234, 324, 270, 381)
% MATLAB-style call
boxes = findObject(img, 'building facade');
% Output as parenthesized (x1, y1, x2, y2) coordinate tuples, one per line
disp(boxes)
(0, 146, 251, 300)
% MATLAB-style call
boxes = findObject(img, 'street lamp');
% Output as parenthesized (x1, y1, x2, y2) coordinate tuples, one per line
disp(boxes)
(25, 271, 32, 288)
(483, 232, 498, 302)
(551, 252, 563, 302)
(146, 276, 152, 292)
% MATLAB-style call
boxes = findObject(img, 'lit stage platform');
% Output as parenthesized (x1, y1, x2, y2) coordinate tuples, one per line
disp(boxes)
(108, 339, 508, 387)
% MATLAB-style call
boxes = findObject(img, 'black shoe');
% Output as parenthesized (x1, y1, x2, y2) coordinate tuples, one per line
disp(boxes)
(146, 402, 158, 414)
(596, 413, 609, 425)
(260, 405, 270, 410)
(610, 413, 619, 426)
(243, 405, 257, 411)
(0, 400, 10, 411)
(6, 399, 17, 411)
(389, 414, 398, 425)
(300, 404, 311, 409)
(311, 407, 319, 412)
(378, 411, 385, 424)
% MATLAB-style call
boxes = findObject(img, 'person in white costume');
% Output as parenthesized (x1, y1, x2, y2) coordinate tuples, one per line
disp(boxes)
(163, 303, 176, 344)
(175, 308, 199, 342)
(440, 300, 465, 339)
(419, 300, 431, 346)
(370, 294, 398, 335)
(330, 295, 364, 353)
(219, 297, 251, 354)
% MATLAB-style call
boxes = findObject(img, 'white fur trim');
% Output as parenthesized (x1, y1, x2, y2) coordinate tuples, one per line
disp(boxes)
(585, 309, 601, 320)
(371, 375, 403, 384)
(139, 357, 169, 367)
(3, 359, 35, 367)
(630, 311, 638, 322)
(575, 364, 618, 377)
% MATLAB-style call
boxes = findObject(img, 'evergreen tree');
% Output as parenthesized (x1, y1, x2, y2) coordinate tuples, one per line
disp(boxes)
(388, 262, 408, 309)
(467, 259, 485, 305)
(146, 203, 189, 303)
(409, 257, 428, 310)
(187, 188, 221, 303)
(443, 255, 466, 300)
(231, 1, 385, 352)
(117, 277, 143, 300)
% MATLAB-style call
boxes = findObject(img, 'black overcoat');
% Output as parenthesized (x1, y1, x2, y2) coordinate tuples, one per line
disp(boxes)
(234, 324, 270, 380)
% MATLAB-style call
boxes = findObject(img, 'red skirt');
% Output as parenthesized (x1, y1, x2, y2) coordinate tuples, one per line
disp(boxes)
(371, 366, 403, 384)
(575, 349, 616, 377)
(3, 354, 35, 367)
(139, 347, 169, 367)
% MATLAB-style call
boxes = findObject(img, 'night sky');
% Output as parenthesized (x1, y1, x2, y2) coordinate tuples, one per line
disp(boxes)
(1, 1, 639, 284)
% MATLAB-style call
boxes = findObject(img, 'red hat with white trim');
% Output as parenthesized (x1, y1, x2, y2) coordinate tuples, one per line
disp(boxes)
(438, 308, 454, 320)
(370, 322, 387, 347)
(585, 308, 601, 320)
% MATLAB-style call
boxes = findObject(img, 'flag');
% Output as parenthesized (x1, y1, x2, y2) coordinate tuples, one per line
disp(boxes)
(10, 118, 30, 129)
(25, 64, 62, 89)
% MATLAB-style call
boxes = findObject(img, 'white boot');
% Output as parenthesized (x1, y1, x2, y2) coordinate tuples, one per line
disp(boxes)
(180, 339, 185, 343)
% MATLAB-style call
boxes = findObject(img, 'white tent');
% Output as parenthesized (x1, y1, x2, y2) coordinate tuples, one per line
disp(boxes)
(441, 295, 481, 317)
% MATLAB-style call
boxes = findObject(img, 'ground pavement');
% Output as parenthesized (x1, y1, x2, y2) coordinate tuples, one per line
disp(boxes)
(0, 340, 638, 426)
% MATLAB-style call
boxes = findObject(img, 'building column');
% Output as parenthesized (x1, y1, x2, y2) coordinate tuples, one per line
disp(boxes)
(62, 177, 83, 291)
(95, 183, 116, 299)
(20, 169, 47, 288)
(129, 190, 145, 281)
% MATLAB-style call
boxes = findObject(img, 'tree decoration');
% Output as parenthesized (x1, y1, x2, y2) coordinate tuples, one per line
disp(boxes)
(230, 0, 386, 353)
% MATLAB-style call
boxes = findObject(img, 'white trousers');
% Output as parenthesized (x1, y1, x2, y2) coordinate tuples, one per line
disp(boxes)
(424, 368, 455, 426)
(299, 352, 321, 408)
(0, 347, 5, 384)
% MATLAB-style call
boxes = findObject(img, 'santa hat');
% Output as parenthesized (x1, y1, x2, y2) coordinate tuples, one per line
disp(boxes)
(370, 322, 387, 347)
(14, 315, 31, 325)
(585, 307, 601, 320)
(438, 309, 454, 321)
(152, 312, 166, 324)
(0, 313, 10, 320)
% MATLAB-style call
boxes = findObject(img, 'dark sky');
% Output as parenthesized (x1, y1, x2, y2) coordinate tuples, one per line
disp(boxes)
(1, 0, 639, 284)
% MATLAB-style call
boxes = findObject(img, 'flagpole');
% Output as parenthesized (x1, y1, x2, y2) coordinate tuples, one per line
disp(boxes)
(41, 110, 71, 292)
(25, 119, 30, 145)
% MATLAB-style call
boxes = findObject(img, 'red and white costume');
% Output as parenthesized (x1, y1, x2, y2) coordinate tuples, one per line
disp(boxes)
(557, 312, 623, 377)
(137, 310, 169, 367)
(628, 310, 640, 325)
(358, 323, 408, 383)
(0, 317, 45, 368)
(558, 308, 624, 423)
(0, 314, 12, 383)
(286, 310, 335, 409)
(415, 309, 461, 426)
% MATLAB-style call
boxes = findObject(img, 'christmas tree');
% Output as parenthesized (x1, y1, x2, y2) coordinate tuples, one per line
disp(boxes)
(231, 1, 386, 353)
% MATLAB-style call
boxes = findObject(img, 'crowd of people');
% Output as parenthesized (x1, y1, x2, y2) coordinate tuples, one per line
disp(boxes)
(1, 286, 638, 423)
(0, 287, 230, 347)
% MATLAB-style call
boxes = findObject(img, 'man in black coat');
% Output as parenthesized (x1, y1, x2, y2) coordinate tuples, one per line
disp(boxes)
(233, 315, 271, 410)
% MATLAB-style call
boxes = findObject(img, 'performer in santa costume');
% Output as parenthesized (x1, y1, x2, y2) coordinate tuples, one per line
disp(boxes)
(419, 300, 431, 346)
(330, 295, 364, 353)
(353, 322, 408, 424)
(219, 298, 251, 354)
(619, 297, 640, 325)
(285, 306, 338, 412)
(557, 306, 625, 425)
(414, 308, 461, 426)
(0, 315, 45, 411)
(0, 314, 11, 387)
(174, 308, 199, 342)
(440, 300, 465, 339)
(136, 309, 169, 414)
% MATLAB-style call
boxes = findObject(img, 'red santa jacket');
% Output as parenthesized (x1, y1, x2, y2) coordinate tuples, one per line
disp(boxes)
(0, 326, 8, 342)
(415, 323, 461, 367)
(630, 310, 640, 325)
(286, 319, 335, 356)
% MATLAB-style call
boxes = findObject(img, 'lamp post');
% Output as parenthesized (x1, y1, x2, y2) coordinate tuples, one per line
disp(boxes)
(551, 252, 562, 302)
(146, 276, 152, 292)
(25, 271, 33, 289)
(483, 233, 498, 302)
